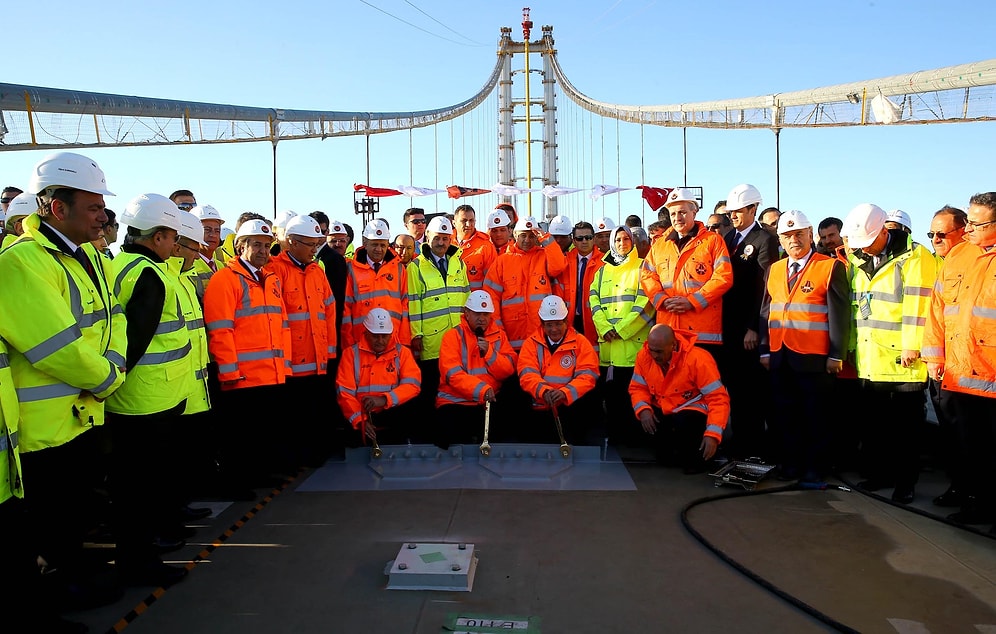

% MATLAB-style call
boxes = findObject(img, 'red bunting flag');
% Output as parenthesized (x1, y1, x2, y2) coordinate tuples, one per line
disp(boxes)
(354, 184, 403, 198)
(637, 186, 673, 212)
(447, 185, 492, 199)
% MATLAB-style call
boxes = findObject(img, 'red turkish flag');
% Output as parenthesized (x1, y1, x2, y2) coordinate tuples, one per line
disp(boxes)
(354, 184, 403, 198)
(638, 186, 673, 212)
(447, 185, 492, 199)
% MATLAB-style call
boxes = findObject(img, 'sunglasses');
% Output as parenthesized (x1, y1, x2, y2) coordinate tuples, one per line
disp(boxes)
(176, 203, 195, 211)
(408, 218, 427, 225)
(706, 224, 721, 230)
(926, 231, 953, 239)
(573, 235, 594, 241)
(0, 197, 14, 204)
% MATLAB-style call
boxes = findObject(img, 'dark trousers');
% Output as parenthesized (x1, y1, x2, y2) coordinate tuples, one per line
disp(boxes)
(216, 383, 286, 483)
(519, 391, 599, 446)
(286, 373, 342, 467)
(858, 384, 925, 488)
(949, 391, 996, 512)
(646, 408, 708, 471)
(490, 374, 534, 442)
(413, 358, 442, 441)
(599, 365, 635, 445)
(437, 403, 487, 447)
(770, 364, 835, 479)
(720, 341, 770, 459)
(19, 428, 106, 576)
(929, 379, 963, 488)
(107, 404, 184, 569)
(364, 398, 420, 446)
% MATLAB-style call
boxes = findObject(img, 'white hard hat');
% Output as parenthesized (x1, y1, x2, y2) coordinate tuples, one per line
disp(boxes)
(6, 192, 38, 221)
(236, 219, 274, 240)
(664, 187, 698, 209)
(777, 210, 813, 235)
(274, 209, 297, 230)
(548, 215, 573, 236)
(514, 216, 540, 233)
(486, 208, 512, 228)
(29, 152, 114, 196)
(427, 216, 453, 235)
(191, 204, 224, 224)
(539, 295, 569, 321)
(284, 214, 323, 238)
(177, 211, 208, 247)
(464, 290, 495, 313)
(362, 219, 390, 240)
(886, 209, 912, 230)
(363, 307, 394, 334)
(726, 184, 763, 211)
(122, 194, 183, 232)
(594, 217, 616, 233)
(842, 203, 887, 249)
(220, 226, 235, 240)
(329, 220, 347, 235)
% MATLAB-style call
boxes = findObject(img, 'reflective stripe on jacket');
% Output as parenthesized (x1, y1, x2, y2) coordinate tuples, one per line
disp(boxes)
(336, 340, 421, 430)
(590, 251, 654, 368)
(107, 251, 193, 415)
(0, 340, 24, 501)
(189, 256, 214, 306)
(766, 254, 837, 356)
(629, 329, 730, 441)
(517, 326, 599, 409)
(922, 241, 996, 397)
(0, 215, 127, 452)
(342, 247, 409, 348)
(408, 244, 470, 361)
(483, 236, 567, 350)
(455, 231, 497, 291)
(640, 221, 733, 345)
(848, 232, 936, 383)
(170, 258, 211, 415)
(436, 318, 518, 406)
(204, 259, 292, 390)
(269, 252, 337, 376)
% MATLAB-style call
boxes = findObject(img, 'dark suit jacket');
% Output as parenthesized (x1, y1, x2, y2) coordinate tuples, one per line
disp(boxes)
(317, 244, 348, 355)
(722, 222, 780, 340)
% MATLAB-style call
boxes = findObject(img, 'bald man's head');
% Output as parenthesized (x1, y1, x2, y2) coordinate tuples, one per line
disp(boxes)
(647, 324, 676, 369)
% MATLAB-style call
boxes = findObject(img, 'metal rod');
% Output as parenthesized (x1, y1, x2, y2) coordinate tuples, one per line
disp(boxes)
(682, 127, 688, 186)
(774, 128, 781, 210)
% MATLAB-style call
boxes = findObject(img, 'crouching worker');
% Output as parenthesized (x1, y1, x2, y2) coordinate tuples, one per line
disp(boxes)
(516, 295, 600, 444)
(336, 308, 421, 447)
(630, 324, 730, 472)
(435, 290, 518, 447)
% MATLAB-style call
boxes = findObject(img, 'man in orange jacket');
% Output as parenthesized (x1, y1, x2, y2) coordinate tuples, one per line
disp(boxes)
(630, 324, 730, 472)
(269, 214, 338, 465)
(516, 296, 599, 444)
(342, 218, 409, 348)
(641, 187, 733, 360)
(486, 207, 514, 255)
(453, 204, 498, 291)
(337, 308, 421, 447)
(204, 218, 292, 484)
(436, 290, 518, 446)
(923, 192, 996, 528)
(553, 220, 603, 345)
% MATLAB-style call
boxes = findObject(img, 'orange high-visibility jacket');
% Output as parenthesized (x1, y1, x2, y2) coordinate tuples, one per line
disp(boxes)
(764, 254, 841, 357)
(552, 247, 604, 346)
(336, 338, 421, 431)
(483, 236, 567, 349)
(517, 326, 599, 409)
(640, 222, 733, 345)
(342, 247, 410, 348)
(436, 317, 518, 407)
(629, 329, 730, 442)
(494, 241, 511, 256)
(268, 252, 337, 376)
(922, 241, 996, 397)
(455, 231, 497, 291)
(204, 259, 292, 390)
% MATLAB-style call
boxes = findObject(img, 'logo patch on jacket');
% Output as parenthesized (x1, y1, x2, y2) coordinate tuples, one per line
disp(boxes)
(681, 390, 694, 400)
(387, 361, 396, 373)
(695, 263, 707, 276)
(386, 273, 393, 281)
(560, 354, 574, 369)
(470, 265, 478, 277)
(801, 281, 814, 294)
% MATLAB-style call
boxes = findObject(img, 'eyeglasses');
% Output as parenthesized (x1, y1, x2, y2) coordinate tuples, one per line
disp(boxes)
(408, 218, 427, 225)
(926, 231, 954, 239)
(292, 239, 325, 249)
(329, 237, 349, 244)
(573, 235, 594, 241)
(0, 197, 14, 204)
(176, 203, 195, 211)
(966, 219, 996, 229)
(706, 224, 721, 231)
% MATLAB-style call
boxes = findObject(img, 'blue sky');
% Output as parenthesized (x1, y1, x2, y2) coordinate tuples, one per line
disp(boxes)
(2, 0, 994, 240)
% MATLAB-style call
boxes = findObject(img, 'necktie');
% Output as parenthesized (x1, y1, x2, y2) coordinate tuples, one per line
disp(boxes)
(372, 261, 381, 273)
(788, 261, 801, 291)
(437, 256, 447, 278)
(731, 232, 742, 252)
(74, 248, 99, 288)
(575, 256, 588, 315)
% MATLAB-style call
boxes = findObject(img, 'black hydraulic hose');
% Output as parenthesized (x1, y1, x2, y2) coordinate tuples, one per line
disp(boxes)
(680, 483, 862, 634)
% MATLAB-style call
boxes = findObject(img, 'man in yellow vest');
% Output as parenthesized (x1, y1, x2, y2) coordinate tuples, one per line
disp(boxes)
(0, 152, 127, 602)
(107, 193, 193, 587)
(759, 210, 850, 482)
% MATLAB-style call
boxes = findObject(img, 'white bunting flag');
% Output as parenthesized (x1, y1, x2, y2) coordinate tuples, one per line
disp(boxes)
(397, 185, 446, 197)
(542, 185, 584, 198)
(589, 185, 632, 201)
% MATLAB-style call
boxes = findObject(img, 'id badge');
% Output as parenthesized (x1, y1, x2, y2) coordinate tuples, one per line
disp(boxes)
(858, 293, 872, 319)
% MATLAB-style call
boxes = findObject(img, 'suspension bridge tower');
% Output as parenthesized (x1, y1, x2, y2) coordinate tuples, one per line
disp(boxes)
(497, 9, 559, 220)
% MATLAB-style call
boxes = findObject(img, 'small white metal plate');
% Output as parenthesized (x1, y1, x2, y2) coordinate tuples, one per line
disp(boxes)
(386, 542, 478, 591)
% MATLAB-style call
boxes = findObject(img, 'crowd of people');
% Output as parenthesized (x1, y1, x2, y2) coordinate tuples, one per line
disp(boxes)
(1, 151, 994, 632)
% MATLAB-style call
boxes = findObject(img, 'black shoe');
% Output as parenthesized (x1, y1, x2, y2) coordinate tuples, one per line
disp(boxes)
(153, 537, 187, 554)
(179, 505, 213, 522)
(857, 479, 896, 493)
(932, 487, 963, 508)
(947, 507, 996, 525)
(119, 561, 188, 587)
(891, 485, 915, 504)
